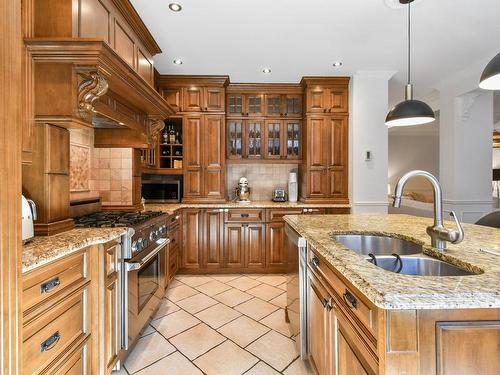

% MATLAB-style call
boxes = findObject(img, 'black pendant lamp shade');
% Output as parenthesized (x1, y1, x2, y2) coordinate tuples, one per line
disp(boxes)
(385, 0, 435, 127)
(479, 52, 500, 90)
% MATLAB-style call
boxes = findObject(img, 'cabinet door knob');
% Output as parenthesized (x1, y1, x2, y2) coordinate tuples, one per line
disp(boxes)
(343, 289, 358, 309)
(312, 256, 320, 268)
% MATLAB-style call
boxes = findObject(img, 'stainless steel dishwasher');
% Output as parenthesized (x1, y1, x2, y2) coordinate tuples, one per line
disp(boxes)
(285, 223, 308, 359)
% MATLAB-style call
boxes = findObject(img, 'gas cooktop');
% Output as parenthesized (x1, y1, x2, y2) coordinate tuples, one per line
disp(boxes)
(74, 211, 164, 228)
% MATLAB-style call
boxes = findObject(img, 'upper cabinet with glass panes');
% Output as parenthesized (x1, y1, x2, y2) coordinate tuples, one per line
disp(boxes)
(227, 92, 302, 118)
(226, 94, 264, 117)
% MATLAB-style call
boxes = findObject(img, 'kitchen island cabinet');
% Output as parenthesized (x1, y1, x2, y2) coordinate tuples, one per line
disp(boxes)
(285, 214, 500, 375)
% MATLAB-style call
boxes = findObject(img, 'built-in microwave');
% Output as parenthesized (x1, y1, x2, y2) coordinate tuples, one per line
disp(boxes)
(141, 174, 182, 203)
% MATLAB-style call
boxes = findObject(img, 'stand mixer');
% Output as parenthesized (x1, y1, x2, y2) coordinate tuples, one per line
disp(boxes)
(235, 177, 251, 203)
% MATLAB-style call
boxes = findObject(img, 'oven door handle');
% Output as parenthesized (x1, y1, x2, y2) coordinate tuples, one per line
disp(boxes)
(126, 238, 169, 271)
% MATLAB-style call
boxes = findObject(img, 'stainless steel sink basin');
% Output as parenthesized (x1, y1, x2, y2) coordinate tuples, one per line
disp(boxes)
(367, 255, 476, 276)
(332, 234, 422, 256)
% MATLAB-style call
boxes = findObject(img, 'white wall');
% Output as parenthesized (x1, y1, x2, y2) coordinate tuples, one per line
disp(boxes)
(388, 124, 439, 196)
(349, 71, 394, 213)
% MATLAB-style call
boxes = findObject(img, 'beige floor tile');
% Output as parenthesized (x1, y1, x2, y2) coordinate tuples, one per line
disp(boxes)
(269, 292, 287, 308)
(195, 303, 241, 329)
(194, 340, 258, 375)
(210, 274, 242, 282)
(176, 293, 218, 314)
(152, 310, 200, 338)
(168, 279, 183, 289)
(124, 332, 175, 374)
(195, 279, 232, 296)
(139, 324, 155, 337)
(260, 309, 291, 337)
(218, 316, 270, 347)
(247, 284, 284, 301)
(235, 298, 279, 320)
(227, 276, 262, 291)
(166, 284, 199, 302)
(213, 288, 253, 307)
(178, 275, 213, 287)
(152, 299, 180, 320)
(283, 358, 314, 375)
(277, 282, 287, 291)
(170, 323, 226, 360)
(247, 274, 266, 279)
(256, 275, 287, 286)
(134, 351, 203, 375)
(246, 331, 298, 372)
(246, 361, 281, 374)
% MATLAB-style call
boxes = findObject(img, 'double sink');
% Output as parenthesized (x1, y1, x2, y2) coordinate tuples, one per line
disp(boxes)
(332, 234, 477, 276)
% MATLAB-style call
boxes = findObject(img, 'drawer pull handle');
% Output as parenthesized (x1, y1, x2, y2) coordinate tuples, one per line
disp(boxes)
(311, 256, 320, 268)
(240, 213, 250, 218)
(343, 290, 358, 309)
(40, 331, 61, 352)
(40, 277, 60, 294)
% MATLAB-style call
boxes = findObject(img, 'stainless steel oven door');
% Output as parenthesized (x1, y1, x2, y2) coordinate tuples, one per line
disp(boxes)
(125, 238, 169, 347)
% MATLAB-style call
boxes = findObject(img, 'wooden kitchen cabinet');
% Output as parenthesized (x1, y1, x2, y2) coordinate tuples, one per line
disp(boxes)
(182, 209, 202, 269)
(183, 86, 225, 112)
(183, 114, 225, 202)
(227, 93, 265, 117)
(223, 223, 265, 269)
(203, 209, 224, 269)
(266, 222, 287, 271)
(224, 223, 245, 269)
(246, 223, 266, 268)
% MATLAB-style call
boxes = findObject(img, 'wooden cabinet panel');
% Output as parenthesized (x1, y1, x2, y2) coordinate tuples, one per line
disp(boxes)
(328, 117, 347, 168)
(183, 115, 202, 198)
(104, 275, 119, 373)
(224, 223, 245, 268)
(337, 330, 369, 375)
(306, 87, 327, 113)
(326, 86, 348, 113)
(266, 222, 286, 269)
(227, 120, 243, 159)
(309, 169, 327, 198)
(246, 224, 265, 268)
(284, 120, 301, 159)
(227, 94, 244, 116)
(265, 120, 282, 159)
(203, 115, 225, 199)
(307, 271, 329, 375)
(45, 340, 91, 375)
(246, 94, 264, 116)
(161, 88, 183, 112)
(183, 87, 203, 112)
(284, 94, 302, 117)
(182, 209, 201, 269)
(114, 21, 135, 67)
(225, 209, 265, 222)
(245, 120, 264, 159)
(79, 0, 111, 43)
(265, 94, 283, 116)
(204, 210, 224, 268)
(204, 87, 224, 112)
(137, 48, 153, 83)
(308, 117, 327, 168)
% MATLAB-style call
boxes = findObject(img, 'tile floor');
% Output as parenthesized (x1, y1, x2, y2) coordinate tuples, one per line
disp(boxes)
(115, 274, 312, 375)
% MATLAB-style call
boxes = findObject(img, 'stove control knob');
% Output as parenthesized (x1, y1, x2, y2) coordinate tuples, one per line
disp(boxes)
(132, 241, 138, 252)
(135, 238, 144, 252)
(143, 239, 149, 248)
(160, 225, 167, 235)
(149, 231, 157, 241)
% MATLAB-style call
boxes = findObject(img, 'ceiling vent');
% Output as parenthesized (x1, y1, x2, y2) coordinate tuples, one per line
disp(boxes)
(384, 0, 422, 9)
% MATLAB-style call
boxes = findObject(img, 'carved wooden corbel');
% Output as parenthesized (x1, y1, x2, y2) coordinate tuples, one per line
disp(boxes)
(146, 118, 165, 148)
(77, 72, 109, 119)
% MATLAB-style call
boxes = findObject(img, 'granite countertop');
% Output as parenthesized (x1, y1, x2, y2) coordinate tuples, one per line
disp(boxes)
(283, 214, 500, 310)
(145, 201, 351, 215)
(23, 228, 126, 273)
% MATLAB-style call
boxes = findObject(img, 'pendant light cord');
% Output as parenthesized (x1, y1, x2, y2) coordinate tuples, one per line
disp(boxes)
(407, 1, 411, 85)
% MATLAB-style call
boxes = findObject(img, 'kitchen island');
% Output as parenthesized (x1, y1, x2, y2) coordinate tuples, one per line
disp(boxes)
(284, 214, 499, 375)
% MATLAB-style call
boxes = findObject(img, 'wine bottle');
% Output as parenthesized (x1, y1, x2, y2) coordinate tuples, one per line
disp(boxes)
(169, 126, 176, 144)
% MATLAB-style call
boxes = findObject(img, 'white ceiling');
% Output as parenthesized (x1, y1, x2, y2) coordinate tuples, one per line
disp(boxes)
(131, 0, 500, 102)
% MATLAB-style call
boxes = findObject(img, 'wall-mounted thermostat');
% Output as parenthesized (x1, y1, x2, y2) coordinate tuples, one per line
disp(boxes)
(365, 150, 372, 161)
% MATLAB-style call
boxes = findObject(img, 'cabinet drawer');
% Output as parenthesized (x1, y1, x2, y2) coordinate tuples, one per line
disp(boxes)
(23, 249, 88, 313)
(169, 227, 180, 249)
(42, 339, 91, 375)
(308, 247, 377, 336)
(104, 241, 120, 277)
(169, 247, 179, 279)
(267, 208, 303, 222)
(225, 209, 264, 222)
(23, 287, 89, 375)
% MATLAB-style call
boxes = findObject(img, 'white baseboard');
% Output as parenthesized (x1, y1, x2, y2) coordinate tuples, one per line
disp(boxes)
(352, 201, 388, 214)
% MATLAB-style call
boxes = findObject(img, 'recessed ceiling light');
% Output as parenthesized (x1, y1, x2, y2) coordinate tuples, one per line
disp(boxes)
(173, 59, 183, 65)
(262, 68, 271, 74)
(332, 61, 343, 67)
(168, 3, 182, 12)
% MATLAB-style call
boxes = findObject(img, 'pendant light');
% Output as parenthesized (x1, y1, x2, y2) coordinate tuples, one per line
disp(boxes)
(479, 52, 500, 90)
(385, 0, 435, 127)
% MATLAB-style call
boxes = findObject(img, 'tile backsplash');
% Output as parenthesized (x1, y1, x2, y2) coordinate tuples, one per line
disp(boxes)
(69, 129, 133, 206)
(226, 164, 299, 201)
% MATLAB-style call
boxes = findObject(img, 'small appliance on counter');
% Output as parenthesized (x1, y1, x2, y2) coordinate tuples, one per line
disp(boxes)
(288, 172, 298, 203)
(272, 188, 288, 202)
(235, 177, 251, 204)
(22, 195, 37, 243)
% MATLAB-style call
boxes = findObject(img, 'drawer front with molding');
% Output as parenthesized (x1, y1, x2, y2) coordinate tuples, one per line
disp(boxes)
(169, 246, 179, 280)
(308, 247, 377, 337)
(169, 226, 180, 249)
(225, 209, 264, 222)
(43, 339, 91, 375)
(23, 249, 88, 313)
(23, 287, 89, 375)
(104, 241, 120, 277)
(267, 208, 303, 222)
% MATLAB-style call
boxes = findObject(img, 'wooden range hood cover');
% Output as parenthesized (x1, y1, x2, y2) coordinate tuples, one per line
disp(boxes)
(25, 38, 175, 148)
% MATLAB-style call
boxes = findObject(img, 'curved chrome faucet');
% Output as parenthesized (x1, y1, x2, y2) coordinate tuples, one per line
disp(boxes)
(392, 170, 464, 251)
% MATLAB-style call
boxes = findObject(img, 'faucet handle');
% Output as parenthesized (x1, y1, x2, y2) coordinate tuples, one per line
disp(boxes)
(449, 211, 464, 244)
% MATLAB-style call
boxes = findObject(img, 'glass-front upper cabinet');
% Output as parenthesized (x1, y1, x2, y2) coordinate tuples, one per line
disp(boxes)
(246, 121, 263, 159)
(285, 95, 302, 117)
(227, 94, 244, 116)
(246, 94, 264, 116)
(285, 120, 301, 159)
(227, 120, 243, 159)
(266, 121, 282, 159)
(266, 95, 282, 116)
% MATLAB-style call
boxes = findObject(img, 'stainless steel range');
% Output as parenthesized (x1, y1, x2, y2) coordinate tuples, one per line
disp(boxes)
(75, 210, 169, 364)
